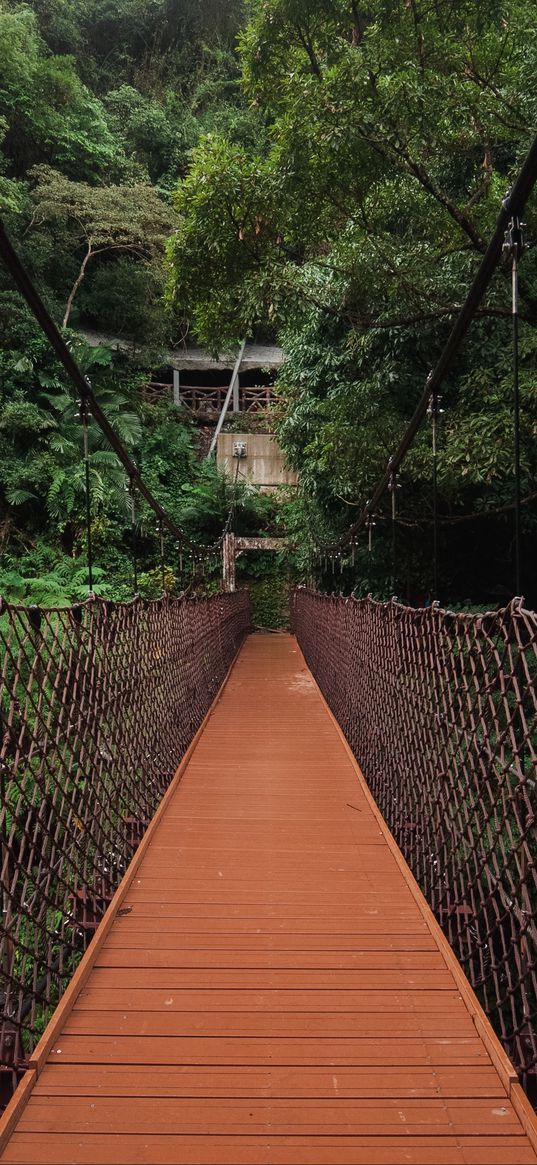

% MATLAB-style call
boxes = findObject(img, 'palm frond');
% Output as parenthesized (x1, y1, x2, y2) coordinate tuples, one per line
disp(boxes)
(6, 488, 38, 506)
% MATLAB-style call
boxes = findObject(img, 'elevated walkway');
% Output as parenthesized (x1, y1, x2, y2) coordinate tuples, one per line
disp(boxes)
(1, 635, 537, 1164)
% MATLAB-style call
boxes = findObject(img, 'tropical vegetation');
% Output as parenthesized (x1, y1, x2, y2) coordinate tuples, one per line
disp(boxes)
(1, 0, 537, 611)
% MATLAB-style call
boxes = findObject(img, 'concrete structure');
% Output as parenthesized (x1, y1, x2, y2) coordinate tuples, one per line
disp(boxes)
(217, 432, 298, 491)
(78, 330, 284, 372)
(169, 344, 284, 372)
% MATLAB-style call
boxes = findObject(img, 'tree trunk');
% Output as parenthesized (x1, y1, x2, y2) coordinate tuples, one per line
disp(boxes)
(62, 240, 94, 329)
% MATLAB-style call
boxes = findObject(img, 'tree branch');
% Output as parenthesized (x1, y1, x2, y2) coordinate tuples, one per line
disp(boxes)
(62, 239, 94, 329)
(349, 0, 366, 46)
(385, 137, 488, 252)
(388, 490, 537, 527)
(294, 24, 322, 78)
(366, 304, 536, 329)
(62, 242, 147, 328)
(281, 275, 536, 331)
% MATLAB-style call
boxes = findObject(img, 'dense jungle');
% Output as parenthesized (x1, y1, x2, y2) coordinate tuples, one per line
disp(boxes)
(1, 0, 537, 611)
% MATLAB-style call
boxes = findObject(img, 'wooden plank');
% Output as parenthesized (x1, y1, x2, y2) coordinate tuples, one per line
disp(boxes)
(150, 822, 366, 842)
(120, 901, 420, 916)
(127, 871, 411, 886)
(124, 886, 417, 902)
(101, 933, 439, 950)
(164, 787, 363, 796)
(151, 838, 393, 852)
(136, 861, 401, 879)
(74, 987, 464, 1013)
(33, 1063, 504, 1099)
(101, 918, 430, 935)
(64, 1010, 478, 1037)
(3, 1134, 537, 1165)
(512, 1084, 537, 1155)
(125, 880, 410, 899)
(16, 1096, 524, 1135)
(88, 967, 457, 989)
(95, 948, 449, 970)
(142, 836, 394, 851)
(0, 1073, 36, 1156)
(46, 1034, 492, 1066)
(159, 792, 368, 810)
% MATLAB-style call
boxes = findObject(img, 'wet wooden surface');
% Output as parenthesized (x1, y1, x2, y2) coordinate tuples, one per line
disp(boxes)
(2, 634, 537, 1164)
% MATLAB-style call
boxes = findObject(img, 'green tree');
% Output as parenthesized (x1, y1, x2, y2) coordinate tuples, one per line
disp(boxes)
(28, 165, 175, 326)
(168, 0, 537, 602)
(0, 342, 141, 551)
(0, 3, 117, 178)
(0, 0, 279, 602)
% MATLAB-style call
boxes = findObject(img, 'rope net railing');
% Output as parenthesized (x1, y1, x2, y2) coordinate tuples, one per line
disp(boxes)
(0, 589, 250, 1081)
(293, 587, 537, 1092)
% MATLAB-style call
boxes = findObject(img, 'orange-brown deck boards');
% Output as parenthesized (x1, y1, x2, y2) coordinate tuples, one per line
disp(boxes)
(1, 633, 537, 1165)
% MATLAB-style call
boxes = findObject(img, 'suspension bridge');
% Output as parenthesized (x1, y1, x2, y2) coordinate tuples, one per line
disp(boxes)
(0, 120, 537, 1165)
(0, 591, 535, 1163)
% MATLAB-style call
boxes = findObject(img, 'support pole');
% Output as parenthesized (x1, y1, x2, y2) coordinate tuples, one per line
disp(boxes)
(503, 214, 525, 594)
(129, 479, 138, 593)
(232, 368, 240, 413)
(81, 397, 93, 593)
(223, 533, 236, 592)
(159, 519, 165, 592)
(513, 258, 521, 595)
(207, 341, 246, 457)
(427, 390, 443, 602)
(388, 462, 400, 596)
(366, 512, 375, 553)
(432, 410, 438, 602)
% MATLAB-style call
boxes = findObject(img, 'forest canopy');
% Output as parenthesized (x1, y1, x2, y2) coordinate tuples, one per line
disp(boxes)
(1, 0, 537, 607)
(0, 0, 279, 609)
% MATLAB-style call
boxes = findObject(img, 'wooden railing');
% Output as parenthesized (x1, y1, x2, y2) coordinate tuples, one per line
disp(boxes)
(144, 383, 277, 413)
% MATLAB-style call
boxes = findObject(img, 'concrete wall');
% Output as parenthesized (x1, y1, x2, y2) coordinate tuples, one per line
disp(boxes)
(217, 433, 298, 490)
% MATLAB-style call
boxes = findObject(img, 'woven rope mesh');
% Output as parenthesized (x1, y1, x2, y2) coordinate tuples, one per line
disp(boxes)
(0, 591, 250, 1074)
(293, 588, 537, 1090)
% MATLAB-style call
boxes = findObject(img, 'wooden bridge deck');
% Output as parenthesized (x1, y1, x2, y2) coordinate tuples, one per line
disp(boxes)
(1, 634, 537, 1164)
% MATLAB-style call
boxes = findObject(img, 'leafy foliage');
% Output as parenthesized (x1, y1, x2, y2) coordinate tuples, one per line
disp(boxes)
(0, 0, 286, 606)
(3, 0, 537, 607)
(169, 0, 537, 605)
(27, 165, 175, 326)
(0, 3, 117, 179)
(0, 0, 257, 339)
